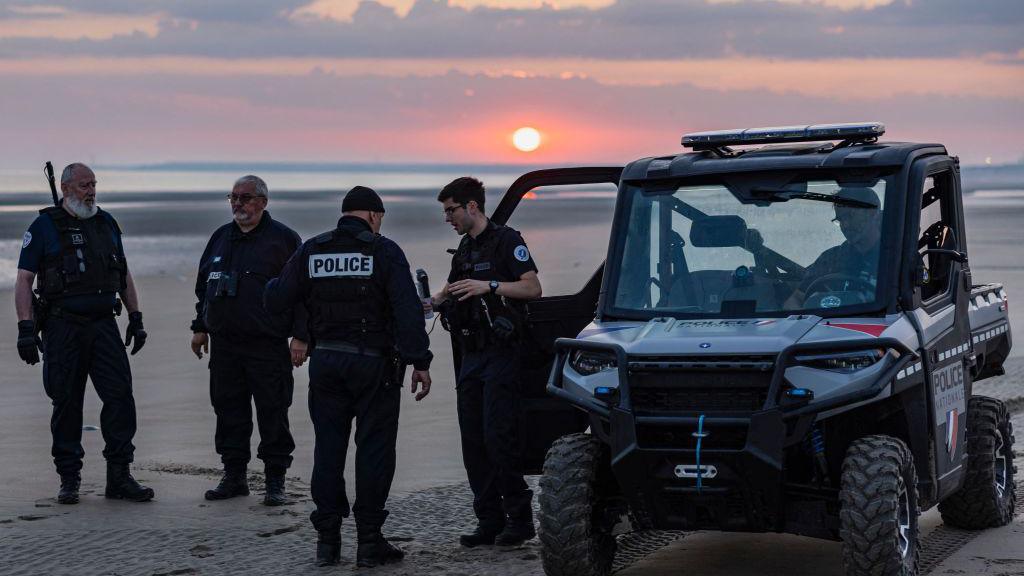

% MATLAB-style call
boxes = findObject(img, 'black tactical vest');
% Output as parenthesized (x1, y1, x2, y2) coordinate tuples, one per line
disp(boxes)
(447, 223, 523, 348)
(306, 226, 392, 349)
(36, 206, 127, 301)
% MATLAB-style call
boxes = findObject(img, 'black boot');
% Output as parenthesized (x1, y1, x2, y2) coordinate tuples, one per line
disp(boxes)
(356, 525, 405, 568)
(263, 466, 287, 506)
(316, 528, 341, 567)
(495, 492, 535, 546)
(494, 520, 536, 546)
(57, 473, 81, 505)
(104, 463, 155, 502)
(458, 524, 503, 548)
(205, 466, 249, 501)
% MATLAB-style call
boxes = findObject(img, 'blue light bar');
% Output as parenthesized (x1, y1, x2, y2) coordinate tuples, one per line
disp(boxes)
(682, 122, 885, 149)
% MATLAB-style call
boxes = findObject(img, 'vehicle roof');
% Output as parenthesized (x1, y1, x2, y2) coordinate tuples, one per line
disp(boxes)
(622, 141, 948, 181)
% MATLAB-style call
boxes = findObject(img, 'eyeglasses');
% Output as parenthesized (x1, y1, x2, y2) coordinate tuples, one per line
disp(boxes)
(443, 204, 466, 217)
(227, 194, 263, 204)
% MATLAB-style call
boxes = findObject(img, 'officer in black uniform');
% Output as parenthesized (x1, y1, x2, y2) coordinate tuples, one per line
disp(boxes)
(191, 175, 308, 506)
(264, 186, 433, 568)
(14, 162, 153, 505)
(785, 187, 883, 308)
(427, 176, 542, 547)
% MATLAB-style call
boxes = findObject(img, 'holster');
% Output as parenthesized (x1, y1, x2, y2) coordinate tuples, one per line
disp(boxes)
(387, 352, 406, 388)
(32, 294, 49, 336)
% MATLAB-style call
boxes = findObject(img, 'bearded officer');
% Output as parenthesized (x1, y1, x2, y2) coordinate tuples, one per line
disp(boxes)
(264, 186, 433, 568)
(14, 162, 153, 504)
(191, 175, 308, 506)
(427, 176, 542, 547)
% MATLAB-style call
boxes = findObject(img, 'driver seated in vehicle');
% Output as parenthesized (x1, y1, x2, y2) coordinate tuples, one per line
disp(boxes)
(786, 187, 882, 309)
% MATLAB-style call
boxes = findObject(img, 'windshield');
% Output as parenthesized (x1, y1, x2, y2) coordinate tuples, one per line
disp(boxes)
(609, 176, 891, 317)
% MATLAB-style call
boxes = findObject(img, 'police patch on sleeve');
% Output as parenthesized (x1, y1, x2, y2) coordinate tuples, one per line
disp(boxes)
(513, 245, 530, 262)
(309, 253, 374, 278)
(22, 231, 32, 248)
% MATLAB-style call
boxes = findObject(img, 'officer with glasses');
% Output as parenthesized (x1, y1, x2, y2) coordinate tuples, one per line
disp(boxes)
(426, 176, 542, 548)
(787, 186, 883, 308)
(191, 175, 308, 506)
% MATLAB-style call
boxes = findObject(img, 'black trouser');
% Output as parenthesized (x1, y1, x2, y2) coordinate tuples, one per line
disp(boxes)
(457, 347, 532, 531)
(41, 316, 137, 476)
(308, 349, 400, 533)
(209, 336, 295, 470)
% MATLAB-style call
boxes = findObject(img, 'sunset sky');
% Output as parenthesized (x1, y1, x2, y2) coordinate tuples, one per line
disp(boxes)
(1, 0, 1022, 167)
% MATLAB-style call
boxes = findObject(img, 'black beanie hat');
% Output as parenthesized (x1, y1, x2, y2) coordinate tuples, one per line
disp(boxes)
(342, 185, 385, 213)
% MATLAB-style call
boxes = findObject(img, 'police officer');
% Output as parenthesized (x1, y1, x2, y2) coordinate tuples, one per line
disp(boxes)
(14, 162, 153, 504)
(191, 175, 308, 506)
(785, 187, 883, 308)
(427, 176, 542, 547)
(264, 186, 433, 568)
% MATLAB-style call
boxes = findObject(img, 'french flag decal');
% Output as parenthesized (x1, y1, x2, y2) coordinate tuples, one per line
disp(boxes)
(945, 409, 959, 459)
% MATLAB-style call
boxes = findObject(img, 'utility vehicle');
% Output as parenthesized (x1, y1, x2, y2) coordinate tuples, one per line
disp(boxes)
(484, 123, 1014, 576)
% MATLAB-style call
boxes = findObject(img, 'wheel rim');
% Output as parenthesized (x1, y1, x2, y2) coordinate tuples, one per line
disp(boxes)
(994, 430, 1008, 500)
(896, 477, 911, 559)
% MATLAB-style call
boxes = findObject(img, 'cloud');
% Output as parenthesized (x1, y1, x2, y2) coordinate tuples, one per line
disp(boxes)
(0, 0, 1019, 59)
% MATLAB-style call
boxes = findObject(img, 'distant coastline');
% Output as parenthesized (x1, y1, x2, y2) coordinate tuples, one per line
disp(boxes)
(98, 161, 566, 174)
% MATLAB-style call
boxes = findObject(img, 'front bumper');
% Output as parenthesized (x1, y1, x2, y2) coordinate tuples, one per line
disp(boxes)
(547, 337, 914, 536)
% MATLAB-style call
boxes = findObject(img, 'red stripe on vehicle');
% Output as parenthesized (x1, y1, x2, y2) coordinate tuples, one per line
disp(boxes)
(825, 323, 888, 337)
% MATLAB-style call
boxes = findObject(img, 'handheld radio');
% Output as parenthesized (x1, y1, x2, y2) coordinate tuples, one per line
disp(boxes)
(416, 269, 434, 319)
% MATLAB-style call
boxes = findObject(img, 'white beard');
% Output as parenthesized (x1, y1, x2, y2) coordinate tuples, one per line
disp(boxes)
(66, 195, 98, 219)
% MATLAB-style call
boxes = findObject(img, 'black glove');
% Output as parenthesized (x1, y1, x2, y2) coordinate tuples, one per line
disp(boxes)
(125, 311, 147, 355)
(492, 316, 516, 341)
(17, 320, 41, 365)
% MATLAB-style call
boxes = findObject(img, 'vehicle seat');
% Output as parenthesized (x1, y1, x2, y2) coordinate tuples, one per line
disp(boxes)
(918, 220, 956, 300)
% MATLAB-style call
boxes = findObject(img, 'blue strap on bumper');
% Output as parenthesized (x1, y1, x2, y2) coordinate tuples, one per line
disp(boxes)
(696, 413, 706, 493)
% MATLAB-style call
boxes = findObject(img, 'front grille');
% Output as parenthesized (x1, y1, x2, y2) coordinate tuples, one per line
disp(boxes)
(630, 370, 772, 413)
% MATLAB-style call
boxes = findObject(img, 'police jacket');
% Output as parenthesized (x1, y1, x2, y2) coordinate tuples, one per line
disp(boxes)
(446, 220, 537, 339)
(18, 203, 127, 317)
(193, 211, 309, 341)
(263, 215, 432, 371)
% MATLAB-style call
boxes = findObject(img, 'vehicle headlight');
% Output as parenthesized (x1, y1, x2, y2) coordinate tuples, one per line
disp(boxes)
(569, 350, 617, 376)
(796, 348, 887, 373)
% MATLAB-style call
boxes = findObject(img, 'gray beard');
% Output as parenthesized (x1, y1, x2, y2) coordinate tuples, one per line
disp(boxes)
(66, 195, 98, 219)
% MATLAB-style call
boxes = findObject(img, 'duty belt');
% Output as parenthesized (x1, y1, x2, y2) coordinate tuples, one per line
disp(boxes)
(315, 340, 388, 357)
(50, 307, 115, 324)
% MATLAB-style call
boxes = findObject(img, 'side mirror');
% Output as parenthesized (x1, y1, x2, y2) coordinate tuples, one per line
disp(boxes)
(920, 248, 968, 264)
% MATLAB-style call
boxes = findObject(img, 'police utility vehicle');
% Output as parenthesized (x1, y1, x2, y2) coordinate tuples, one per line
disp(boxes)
(486, 123, 1013, 576)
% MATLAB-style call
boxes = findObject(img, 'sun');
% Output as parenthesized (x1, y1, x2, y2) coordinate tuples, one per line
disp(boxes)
(512, 127, 542, 152)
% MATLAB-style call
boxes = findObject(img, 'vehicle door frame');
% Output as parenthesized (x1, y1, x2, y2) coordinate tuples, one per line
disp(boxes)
(484, 167, 624, 474)
(903, 155, 972, 499)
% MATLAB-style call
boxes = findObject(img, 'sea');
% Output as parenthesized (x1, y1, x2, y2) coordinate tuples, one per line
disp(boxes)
(0, 164, 1021, 302)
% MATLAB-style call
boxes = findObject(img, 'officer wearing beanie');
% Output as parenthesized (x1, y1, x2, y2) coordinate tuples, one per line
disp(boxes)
(264, 186, 433, 568)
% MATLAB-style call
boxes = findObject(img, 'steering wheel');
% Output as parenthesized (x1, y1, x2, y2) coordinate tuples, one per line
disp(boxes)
(802, 272, 875, 303)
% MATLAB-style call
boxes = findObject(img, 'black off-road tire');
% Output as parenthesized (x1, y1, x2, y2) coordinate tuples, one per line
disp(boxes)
(938, 396, 1017, 529)
(538, 433, 617, 576)
(839, 435, 920, 576)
